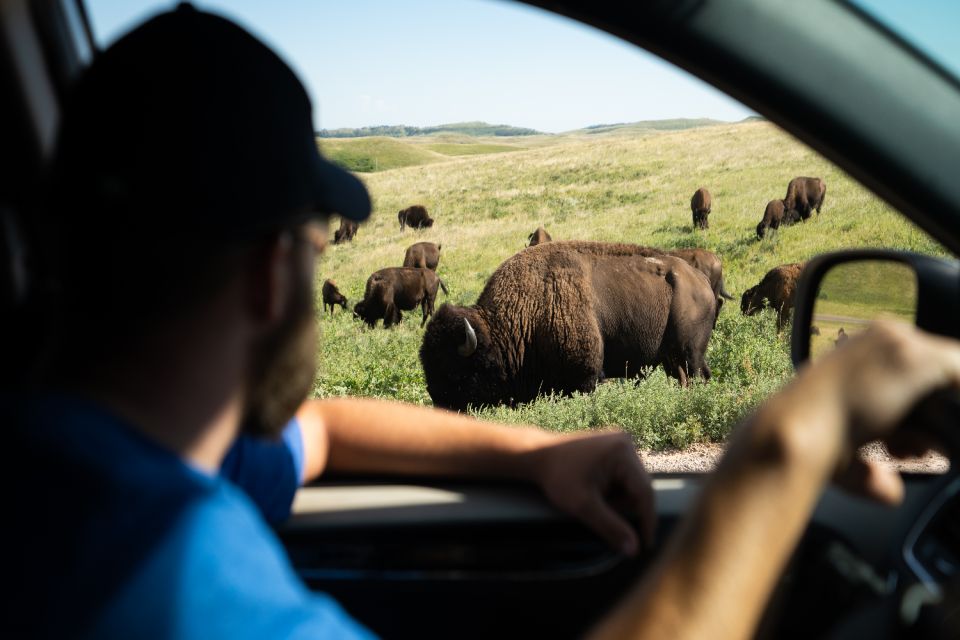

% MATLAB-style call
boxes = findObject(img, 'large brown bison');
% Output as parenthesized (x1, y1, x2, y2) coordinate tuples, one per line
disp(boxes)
(403, 242, 442, 270)
(420, 241, 717, 411)
(784, 177, 826, 221)
(321, 279, 347, 315)
(333, 218, 358, 244)
(398, 205, 434, 231)
(690, 187, 712, 230)
(354, 267, 448, 328)
(665, 247, 734, 321)
(740, 262, 807, 331)
(527, 226, 552, 246)
(755, 199, 802, 239)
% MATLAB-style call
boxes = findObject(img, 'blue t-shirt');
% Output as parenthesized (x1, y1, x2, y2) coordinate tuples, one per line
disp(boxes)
(221, 419, 305, 524)
(9, 393, 374, 639)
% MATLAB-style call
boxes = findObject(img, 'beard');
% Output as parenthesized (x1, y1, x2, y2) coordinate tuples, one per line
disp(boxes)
(241, 261, 318, 439)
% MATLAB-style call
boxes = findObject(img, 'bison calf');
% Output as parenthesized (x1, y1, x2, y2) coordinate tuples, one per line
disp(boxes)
(756, 199, 801, 239)
(784, 176, 827, 221)
(690, 187, 712, 230)
(665, 247, 734, 323)
(321, 279, 348, 315)
(354, 267, 448, 328)
(398, 205, 434, 231)
(740, 262, 806, 331)
(333, 219, 358, 244)
(527, 226, 552, 246)
(403, 242, 442, 270)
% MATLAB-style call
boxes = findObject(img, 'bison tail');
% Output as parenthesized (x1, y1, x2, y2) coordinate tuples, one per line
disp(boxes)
(719, 281, 734, 301)
(438, 278, 449, 296)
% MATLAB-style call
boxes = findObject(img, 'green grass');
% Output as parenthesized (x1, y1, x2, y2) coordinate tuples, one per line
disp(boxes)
(318, 137, 445, 172)
(423, 143, 522, 156)
(312, 120, 950, 450)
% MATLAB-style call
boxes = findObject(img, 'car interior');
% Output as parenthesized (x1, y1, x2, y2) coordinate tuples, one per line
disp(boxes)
(2, 0, 958, 638)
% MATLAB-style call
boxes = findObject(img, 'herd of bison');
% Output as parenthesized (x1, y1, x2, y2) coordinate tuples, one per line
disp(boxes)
(323, 177, 827, 411)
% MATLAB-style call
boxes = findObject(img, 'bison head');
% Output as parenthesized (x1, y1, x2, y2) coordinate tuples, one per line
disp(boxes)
(420, 304, 508, 411)
(353, 300, 376, 327)
(756, 221, 767, 239)
(740, 286, 761, 315)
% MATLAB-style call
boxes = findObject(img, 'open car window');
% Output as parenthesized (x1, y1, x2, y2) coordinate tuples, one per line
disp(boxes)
(82, 0, 951, 474)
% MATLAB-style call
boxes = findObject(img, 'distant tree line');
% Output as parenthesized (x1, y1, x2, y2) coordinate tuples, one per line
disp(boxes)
(316, 121, 541, 138)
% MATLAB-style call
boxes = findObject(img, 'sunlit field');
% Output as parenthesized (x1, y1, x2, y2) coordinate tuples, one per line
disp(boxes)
(313, 120, 947, 450)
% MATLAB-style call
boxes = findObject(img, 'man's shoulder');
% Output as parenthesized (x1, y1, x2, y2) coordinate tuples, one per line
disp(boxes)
(9, 393, 374, 638)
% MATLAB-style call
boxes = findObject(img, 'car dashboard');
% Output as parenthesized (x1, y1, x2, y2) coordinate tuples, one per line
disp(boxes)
(279, 472, 953, 639)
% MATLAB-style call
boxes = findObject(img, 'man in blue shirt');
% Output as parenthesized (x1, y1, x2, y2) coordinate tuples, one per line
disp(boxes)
(12, 5, 652, 637)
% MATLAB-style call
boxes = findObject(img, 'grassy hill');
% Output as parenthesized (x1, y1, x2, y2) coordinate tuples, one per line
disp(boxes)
(571, 118, 725, 135)
(313, 121, 948, 450)
(317, 121, 541, 138)
(318, 137, 447, 172)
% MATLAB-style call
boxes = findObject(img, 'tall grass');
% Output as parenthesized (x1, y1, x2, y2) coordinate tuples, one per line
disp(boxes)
(311, 121, 949, 449)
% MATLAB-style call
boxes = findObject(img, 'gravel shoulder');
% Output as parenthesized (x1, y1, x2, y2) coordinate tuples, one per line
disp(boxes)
(642, 441, 950, 474)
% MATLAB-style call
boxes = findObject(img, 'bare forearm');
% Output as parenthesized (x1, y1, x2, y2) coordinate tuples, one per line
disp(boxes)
(593, 400, 838, 639)
(297, 397, 558, 483)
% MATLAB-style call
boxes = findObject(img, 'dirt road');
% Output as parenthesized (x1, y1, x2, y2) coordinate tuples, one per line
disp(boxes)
(642, 442, 949, 474)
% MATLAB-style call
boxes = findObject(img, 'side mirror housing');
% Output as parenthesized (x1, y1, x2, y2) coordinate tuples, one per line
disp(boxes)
(791, 250, 960, 367)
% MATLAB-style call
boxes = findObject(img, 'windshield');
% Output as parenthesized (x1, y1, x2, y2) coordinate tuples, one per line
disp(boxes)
(84, 0, 949, 474)
(848, 0, 960, 80)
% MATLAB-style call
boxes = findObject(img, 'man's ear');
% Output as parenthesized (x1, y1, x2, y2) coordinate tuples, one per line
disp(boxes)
(246, 232, 295, 325)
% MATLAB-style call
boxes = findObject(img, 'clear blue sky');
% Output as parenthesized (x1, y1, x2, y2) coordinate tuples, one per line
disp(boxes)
(86, 0, 959, 133)
(86, 0, 756, 133)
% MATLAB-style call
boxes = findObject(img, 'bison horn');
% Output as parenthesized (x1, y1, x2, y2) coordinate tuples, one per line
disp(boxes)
(458, 318, 477, 357)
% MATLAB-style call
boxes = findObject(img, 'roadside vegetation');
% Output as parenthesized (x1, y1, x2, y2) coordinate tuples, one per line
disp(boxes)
(312, 120, 948, 450)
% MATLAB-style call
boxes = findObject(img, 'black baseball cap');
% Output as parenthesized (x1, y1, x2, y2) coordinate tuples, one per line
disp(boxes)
(50, 3, 370, 237)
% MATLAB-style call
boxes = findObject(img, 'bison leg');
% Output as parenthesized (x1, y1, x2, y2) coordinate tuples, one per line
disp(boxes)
(776, 306, 791, 333)
(676, 364, 689, 388)
(384, 303, 399, 328)
(422, 295, 436, 327)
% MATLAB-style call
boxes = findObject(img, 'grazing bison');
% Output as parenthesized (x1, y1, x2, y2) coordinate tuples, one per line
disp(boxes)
(333, 218, 358, 244)
(836, 327, 849, 345)
(755, 199, 802, 239)
(403, 242, 442, 271)
(527, 226, 552, 246)
(690, 187, 712, 230)
(784, 177, 827, 221)
(420, 241, 717, 411)
(740, 262, 807, 331)
(321, 279, 347, 315)
(354, 267, 448, 328)
(398, 205, 434, 231)
(665, 247, 734, 322)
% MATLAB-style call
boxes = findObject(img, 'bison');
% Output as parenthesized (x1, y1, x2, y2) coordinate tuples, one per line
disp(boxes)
(755, 199, 802, 239)
(665, 247, 734, 322)
(321, 279, 347, 315)
(527, 226, 552, 246)
(740, 262, 807, 331)
(333, 218, 358, 244)
(420, 241, 717, 411)
(398, 205, 434, 231)
(354, 267, 448, 328)
(403, 242, 442, 271)
(690, 187, 712, 230)
(784, 177, 827, 221)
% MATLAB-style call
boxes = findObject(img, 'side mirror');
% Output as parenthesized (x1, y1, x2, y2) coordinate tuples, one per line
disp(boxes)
(791, 250, 960, 367)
